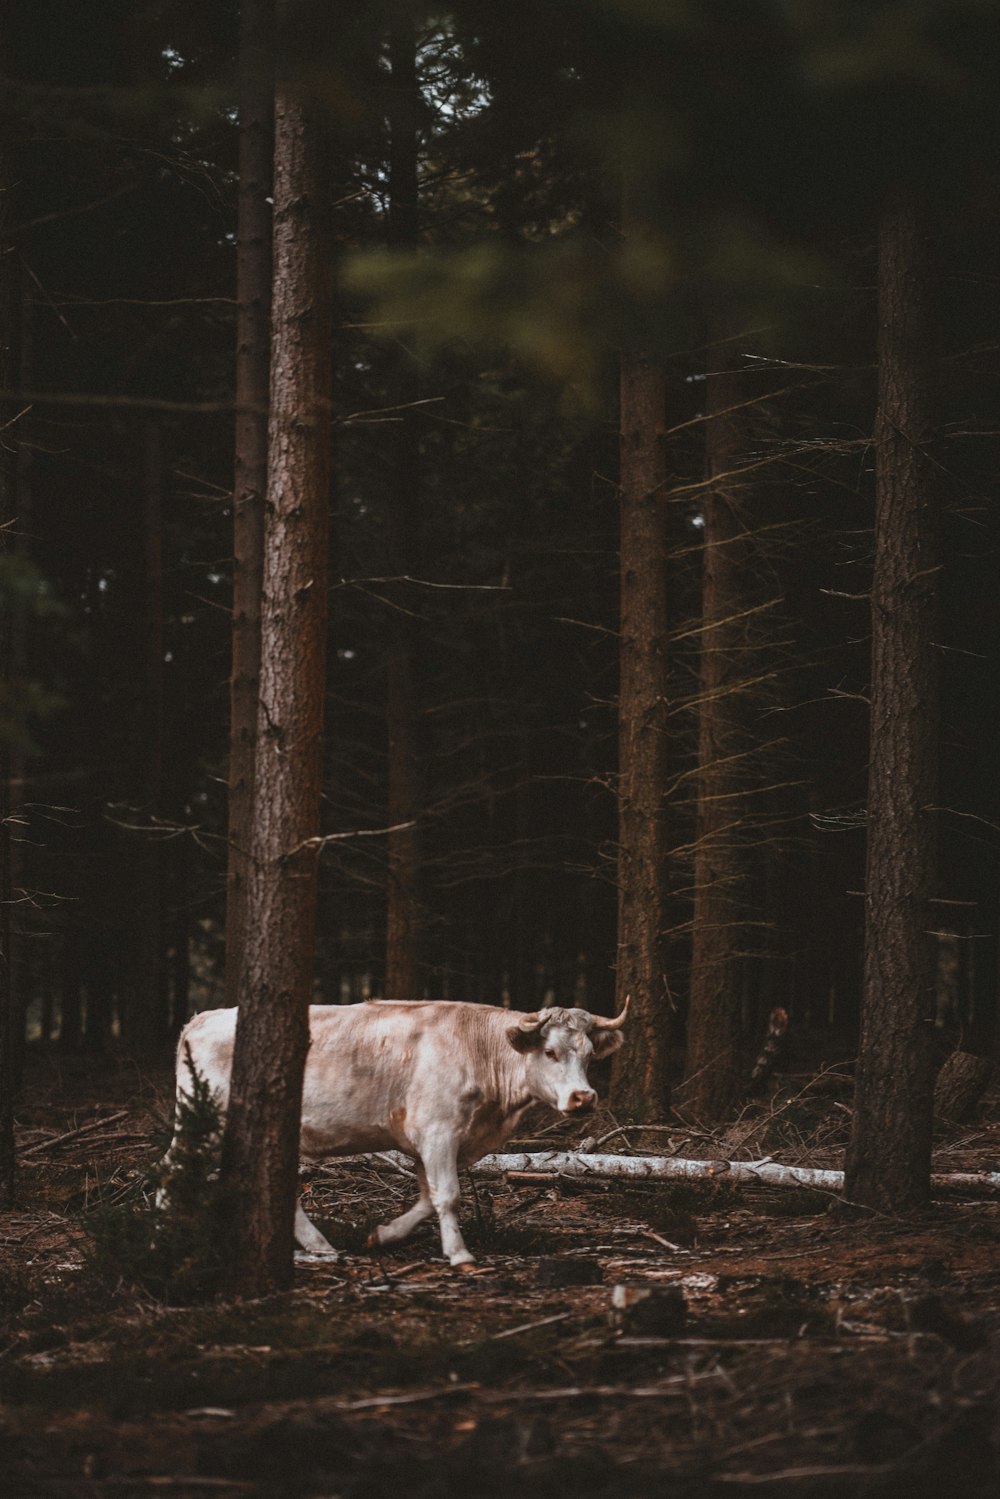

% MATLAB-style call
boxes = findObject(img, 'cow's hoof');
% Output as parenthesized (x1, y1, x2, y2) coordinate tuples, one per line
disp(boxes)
(454, 1260, 480, 1274)
(366, 1229, 381, 1249)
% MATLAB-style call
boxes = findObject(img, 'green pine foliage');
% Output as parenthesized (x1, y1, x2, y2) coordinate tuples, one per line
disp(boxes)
(85, 1048, 230, 1304)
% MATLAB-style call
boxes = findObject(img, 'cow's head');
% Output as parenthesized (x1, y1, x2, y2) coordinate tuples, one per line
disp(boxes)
(506, 998, 630, 1114)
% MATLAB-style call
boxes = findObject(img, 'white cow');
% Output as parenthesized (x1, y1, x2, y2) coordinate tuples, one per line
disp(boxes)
(166, 998, 629, 1267)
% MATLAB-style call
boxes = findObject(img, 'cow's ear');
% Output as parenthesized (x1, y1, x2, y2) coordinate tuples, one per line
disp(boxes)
(506, 1025, 543, 1053)
(590, 1029, 625, 1060)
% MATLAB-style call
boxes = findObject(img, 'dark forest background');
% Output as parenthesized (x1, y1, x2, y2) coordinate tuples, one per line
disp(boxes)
(2, 0, 1000, 1085)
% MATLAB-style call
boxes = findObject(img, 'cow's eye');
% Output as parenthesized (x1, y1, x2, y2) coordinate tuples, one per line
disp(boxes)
(544, 1047, 558, 1061)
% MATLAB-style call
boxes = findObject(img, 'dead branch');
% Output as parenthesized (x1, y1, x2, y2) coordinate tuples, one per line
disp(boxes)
(19, 1110, 130, 1158)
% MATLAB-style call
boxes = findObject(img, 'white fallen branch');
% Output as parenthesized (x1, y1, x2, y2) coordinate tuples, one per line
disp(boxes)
(459, 1151, 1000, 1198)
(326, 1150, 1000, 1198)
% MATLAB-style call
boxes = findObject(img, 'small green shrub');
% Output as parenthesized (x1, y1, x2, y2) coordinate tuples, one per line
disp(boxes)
(84, 1047, 231, 1303)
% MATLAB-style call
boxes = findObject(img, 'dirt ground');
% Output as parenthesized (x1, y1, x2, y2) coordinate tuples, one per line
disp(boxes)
(2, 1054, 1000, 1498)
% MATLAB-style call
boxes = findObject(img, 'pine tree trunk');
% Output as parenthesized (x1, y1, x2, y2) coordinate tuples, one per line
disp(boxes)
(384, 6, 422, 999)
(0, 111, 17, 1201)
(224, 0, 274, 1010)
(219, 62, 333, 1298)
(9, 273, 33, 1086)
(59, 929, 82, 1051)
(124, 423, 165, 1053)
(610, 334, 670, 1121)
(170, 833, 191, 1032)
(683, 331, 751, 1119)
(845, 185, 938, 1211)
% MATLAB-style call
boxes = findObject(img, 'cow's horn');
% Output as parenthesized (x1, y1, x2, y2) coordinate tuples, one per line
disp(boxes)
(590, 995, 630, 1030)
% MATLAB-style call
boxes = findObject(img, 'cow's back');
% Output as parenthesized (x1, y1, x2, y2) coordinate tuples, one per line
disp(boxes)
(175, 1006, 239, 1106)
(175, 1000, 516, 1158)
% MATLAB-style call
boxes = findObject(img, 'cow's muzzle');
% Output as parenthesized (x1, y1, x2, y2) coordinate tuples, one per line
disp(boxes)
(562, 1089, 597, 1114)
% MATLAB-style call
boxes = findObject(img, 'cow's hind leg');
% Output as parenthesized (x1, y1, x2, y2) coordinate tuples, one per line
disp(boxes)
(295, 1200, 338, 1257)
(368, 1163, 433, 1249)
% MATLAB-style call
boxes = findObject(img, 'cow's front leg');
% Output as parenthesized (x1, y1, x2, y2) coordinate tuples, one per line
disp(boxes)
(368, 1163, 434, 1249)
(420, 1137, 474, 1267)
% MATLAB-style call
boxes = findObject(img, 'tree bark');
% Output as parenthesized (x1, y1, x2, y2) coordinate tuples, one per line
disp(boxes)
(384, 5, 422, 999)
(169, 831, 191, 1033)
(684, 329, 752, 1119)
(610, 322, 671, 1120)
(224, 0, 274, 1011)
(845, 185, 938, 1211)
(124, 423, 165, 1054)
(0, 104, 17, 1201)
(59, 929, 81, 1051)
(219, 51, 333, 1298)
(9, 273, 33, 1086)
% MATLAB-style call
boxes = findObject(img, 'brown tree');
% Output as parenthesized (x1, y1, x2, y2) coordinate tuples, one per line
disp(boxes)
(845, 185, 938, 1211)
(0, 105, 17, 1199)
(120, 423, 166, 1054)
(384, 3, 422, 998)
(224, 0, 274, 1010)
(219, 42, 333, 1297)
(610, 175, 671, 1119)
(683, 330, 753, 1119)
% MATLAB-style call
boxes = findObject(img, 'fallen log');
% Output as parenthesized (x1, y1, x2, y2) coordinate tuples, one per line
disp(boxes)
(462, 1151, 1000, 1198)
(323, 1150, 1000, 1198)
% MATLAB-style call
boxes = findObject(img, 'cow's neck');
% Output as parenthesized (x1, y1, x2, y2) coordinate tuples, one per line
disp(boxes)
(480, 1030, 536, 1121)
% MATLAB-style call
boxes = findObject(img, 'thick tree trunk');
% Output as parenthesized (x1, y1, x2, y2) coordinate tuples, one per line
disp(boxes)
(845, 185, 938, 1211)
(0, 112, 17, 1201)
(224, 0, 274, 1010)
(219, 63, 333, 1298)
(684, 333, 751, 1119)
(9, 274, 33, 1086)
(384, 6, 422, 999)
(610, 338, 671, 1121)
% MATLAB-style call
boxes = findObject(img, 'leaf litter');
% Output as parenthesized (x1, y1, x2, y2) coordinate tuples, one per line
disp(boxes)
(2, 1057, 1000, 1496)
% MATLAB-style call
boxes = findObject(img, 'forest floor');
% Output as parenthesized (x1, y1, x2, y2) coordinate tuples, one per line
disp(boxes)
(2, 1053, 1000, 1498)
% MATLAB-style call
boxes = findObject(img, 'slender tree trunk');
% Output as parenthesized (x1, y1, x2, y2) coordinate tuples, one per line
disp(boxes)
(683, 330, 751, 1119)
(384, 5, 422, 998)
(170, 833, 191, 1033)
(219, 58, 333, 1298)
(0, 109, 17, 1201)
(125, 424, 165, 1053)
(59, 929, 82, 1050)
(845, 185, 938, 1211)
(610, 284, 671, 1118)
(225, 0, 274, 1010)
